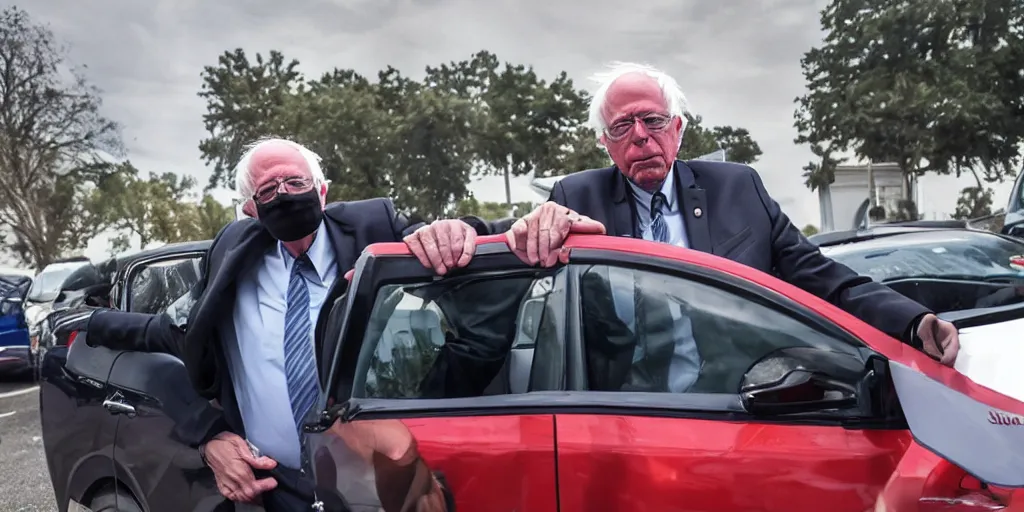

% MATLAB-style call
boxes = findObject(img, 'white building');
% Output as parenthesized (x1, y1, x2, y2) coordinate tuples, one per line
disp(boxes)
(817, 162, 917, 233)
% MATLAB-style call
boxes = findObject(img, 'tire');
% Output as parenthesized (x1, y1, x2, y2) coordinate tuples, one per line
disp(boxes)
(88, 485, 143, 512)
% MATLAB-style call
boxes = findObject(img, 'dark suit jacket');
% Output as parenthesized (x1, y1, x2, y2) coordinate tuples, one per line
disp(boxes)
(86, 198, 499, 445)
(551, 160, 931, 342)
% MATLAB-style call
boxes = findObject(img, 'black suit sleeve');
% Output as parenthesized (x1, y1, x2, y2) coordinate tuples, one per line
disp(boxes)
(749, 169, 930, 342)
(83, 221, 224, 358)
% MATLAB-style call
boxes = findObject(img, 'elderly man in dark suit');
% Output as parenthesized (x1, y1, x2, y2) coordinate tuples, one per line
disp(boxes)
(82, 137, 511, 511)
(421, 62, 960, 376)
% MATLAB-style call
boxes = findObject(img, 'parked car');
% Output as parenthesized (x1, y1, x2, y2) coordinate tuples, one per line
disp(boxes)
(31, 242, 208, 380)
(23, 257, 92, 331)
(45, 234, 1024, 511)
(0, 272, 32, 377)
(1002, 168, 1024, 238)
(39, 240, 217, 512)
(812, 226, 1024, 403)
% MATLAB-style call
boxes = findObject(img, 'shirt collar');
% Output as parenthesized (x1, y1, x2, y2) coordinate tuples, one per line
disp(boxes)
(279, 220, 331, 283)
(627, 168, 678, 213)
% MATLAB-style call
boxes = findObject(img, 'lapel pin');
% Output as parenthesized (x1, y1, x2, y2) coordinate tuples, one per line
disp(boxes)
(693, 207, 703, 218)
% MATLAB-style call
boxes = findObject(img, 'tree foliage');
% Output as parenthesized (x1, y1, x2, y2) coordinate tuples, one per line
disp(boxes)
(94, 163, 233, 253)
(0, 7, 123, 269)
(198, 49, 764, 217)
(795, 0, 1024, 193)
(678, 116, 762, 164)
(952, 186, 995, 220)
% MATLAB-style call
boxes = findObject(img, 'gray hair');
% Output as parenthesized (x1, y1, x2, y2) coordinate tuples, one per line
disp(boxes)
(233, 137, 328, 201)
(586, 62, 692, 145)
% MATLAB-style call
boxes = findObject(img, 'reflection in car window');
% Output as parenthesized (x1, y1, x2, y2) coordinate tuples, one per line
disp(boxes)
(129, 257, 203, 316)
(579, 265, 860, 394)
(356, 270, 561, 399)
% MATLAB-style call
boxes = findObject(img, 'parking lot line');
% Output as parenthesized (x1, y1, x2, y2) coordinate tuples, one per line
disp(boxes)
(0, 410, 15, 419)
(0, 385, 39, 399)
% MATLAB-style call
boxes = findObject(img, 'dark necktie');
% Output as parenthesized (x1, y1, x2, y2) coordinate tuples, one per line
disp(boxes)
(651, 192, 669, 243)
(283, 254, 320, 431)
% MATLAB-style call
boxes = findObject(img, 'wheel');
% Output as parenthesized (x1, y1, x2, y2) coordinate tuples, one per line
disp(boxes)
(88, 485, 143, 512)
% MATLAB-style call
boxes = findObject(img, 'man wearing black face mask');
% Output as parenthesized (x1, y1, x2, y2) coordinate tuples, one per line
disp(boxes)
(80, 137, 501, 511)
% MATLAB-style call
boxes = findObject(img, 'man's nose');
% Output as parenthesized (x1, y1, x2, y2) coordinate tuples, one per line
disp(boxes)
(630, 118, 650, 144)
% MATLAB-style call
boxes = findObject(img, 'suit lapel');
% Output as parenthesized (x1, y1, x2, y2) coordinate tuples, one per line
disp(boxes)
(609, 168, 638, 237)
(323, 204, 358, 278)
(675, 161, 712, 253)
(199, 221, 274, 323)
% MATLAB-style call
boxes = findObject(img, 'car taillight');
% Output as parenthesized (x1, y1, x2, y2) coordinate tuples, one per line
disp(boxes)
(919, 459, 1014, 511)
(66, 330, 78, 348)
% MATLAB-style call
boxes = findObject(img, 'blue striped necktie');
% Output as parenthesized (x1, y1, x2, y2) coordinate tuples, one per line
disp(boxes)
(283, 254, 320, 431)
(651, 192, 669, 243)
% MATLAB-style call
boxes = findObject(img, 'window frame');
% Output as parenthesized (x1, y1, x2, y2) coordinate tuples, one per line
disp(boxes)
(319, 241, 891, 429)
(120, 250, 206, 313)
(565, 248, 878, 393)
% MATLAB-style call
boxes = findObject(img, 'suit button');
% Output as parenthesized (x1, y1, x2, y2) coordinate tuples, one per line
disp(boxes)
(693, 207, 703, 218)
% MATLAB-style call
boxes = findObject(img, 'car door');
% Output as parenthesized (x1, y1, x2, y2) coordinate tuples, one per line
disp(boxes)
(554, 236, 1024, 512)
(304, 238, 562, 512)
(106, 251, 227, 511)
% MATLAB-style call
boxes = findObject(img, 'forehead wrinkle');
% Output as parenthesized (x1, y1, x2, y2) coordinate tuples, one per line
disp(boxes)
(250, 142, 310, 176)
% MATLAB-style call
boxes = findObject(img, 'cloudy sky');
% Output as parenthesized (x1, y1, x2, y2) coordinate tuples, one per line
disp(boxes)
(10, 0, 1012, 261)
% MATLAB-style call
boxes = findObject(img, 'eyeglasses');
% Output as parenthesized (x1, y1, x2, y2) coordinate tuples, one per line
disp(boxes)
(604, 113, 673, 142)
(253, 177, 315, 204)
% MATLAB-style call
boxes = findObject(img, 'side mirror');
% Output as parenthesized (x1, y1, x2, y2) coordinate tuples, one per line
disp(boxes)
(1005, 223, 1024, 239)
(739, 347, 867, 415)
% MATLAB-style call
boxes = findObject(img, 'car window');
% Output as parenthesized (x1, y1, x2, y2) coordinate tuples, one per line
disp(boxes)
(354, 269, 563, 399)
(128, 256, 203, 316)
(578, 264, 861, 394)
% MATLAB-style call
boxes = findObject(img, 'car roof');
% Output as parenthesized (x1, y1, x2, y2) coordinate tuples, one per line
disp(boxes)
(816, 227, 1023, 256)
(808, 221, 984, 247)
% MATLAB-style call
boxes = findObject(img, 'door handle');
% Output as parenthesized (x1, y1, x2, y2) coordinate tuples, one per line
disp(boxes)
(102, 397, 137, 417)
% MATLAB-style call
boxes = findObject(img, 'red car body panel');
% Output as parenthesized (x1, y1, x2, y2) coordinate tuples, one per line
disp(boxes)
(556, 415, 911, 512)
(403, 414, 558, 512)
(363, 234, 1024, 510)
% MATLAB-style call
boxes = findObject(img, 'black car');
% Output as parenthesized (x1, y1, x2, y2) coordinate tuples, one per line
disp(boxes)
(39, 240, 218, 512)
(812, 226, 1024, 314)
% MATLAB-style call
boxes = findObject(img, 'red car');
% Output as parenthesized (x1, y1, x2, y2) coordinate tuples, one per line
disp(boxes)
(308, 234, 1024, 511)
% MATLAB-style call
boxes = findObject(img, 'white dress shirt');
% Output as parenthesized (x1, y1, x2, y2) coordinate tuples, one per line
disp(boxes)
(223, 221, 338, 469)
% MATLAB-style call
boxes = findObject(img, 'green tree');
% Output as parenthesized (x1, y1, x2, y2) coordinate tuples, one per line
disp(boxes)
(801, 225, 820, 237)
(198, 51, 479, 219)
(425, 51, 603, 203)
(795, 0, 1024, 197)
(677, 116, 763, 164)
(96, 163, 198, 252)
(0, 7, 123, 269)
(453, 197, 533, 219)
(197, 49, 305, 191)
(952, 186, 995, 220)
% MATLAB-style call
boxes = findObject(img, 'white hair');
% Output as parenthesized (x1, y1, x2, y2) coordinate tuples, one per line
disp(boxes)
(586, 62, 693, 145)
(234, 137, 328, 201)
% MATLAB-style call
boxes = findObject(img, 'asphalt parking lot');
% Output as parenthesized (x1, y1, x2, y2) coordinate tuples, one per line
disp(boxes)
(0, 376, 57, 511)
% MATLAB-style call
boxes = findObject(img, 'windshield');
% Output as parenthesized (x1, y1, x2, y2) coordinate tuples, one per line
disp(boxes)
(823, 232, 1024, 283)
(823, 231, 1024, 313)
(26, 264, 85, 303)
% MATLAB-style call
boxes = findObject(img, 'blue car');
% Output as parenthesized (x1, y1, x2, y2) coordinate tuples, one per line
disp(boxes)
(0, 273, 32, 376)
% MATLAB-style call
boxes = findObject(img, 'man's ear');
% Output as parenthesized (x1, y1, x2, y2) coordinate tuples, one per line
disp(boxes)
(320, 182, 329, 207)
(241, 200, 257, 218)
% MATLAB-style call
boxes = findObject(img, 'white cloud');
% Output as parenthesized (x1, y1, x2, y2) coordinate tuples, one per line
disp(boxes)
(11, 0, 1012, 261)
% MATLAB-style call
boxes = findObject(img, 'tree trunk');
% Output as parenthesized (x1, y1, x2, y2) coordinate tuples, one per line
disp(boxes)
(503, 165, 512, 206)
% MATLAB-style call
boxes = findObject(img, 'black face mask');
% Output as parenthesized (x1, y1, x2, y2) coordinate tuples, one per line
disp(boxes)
(255, 189, 324, 242)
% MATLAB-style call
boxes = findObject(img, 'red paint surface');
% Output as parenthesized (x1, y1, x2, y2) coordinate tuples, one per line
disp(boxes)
(401, 415, 557, 512)
(556, 414, 913, 512)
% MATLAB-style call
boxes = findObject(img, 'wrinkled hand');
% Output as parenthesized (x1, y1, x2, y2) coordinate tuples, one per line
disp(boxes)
(405, 219, 476, 275)
(917, 314, 960, 366)
(506, 202, 606, 266)
(204, 432, 278, 503)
